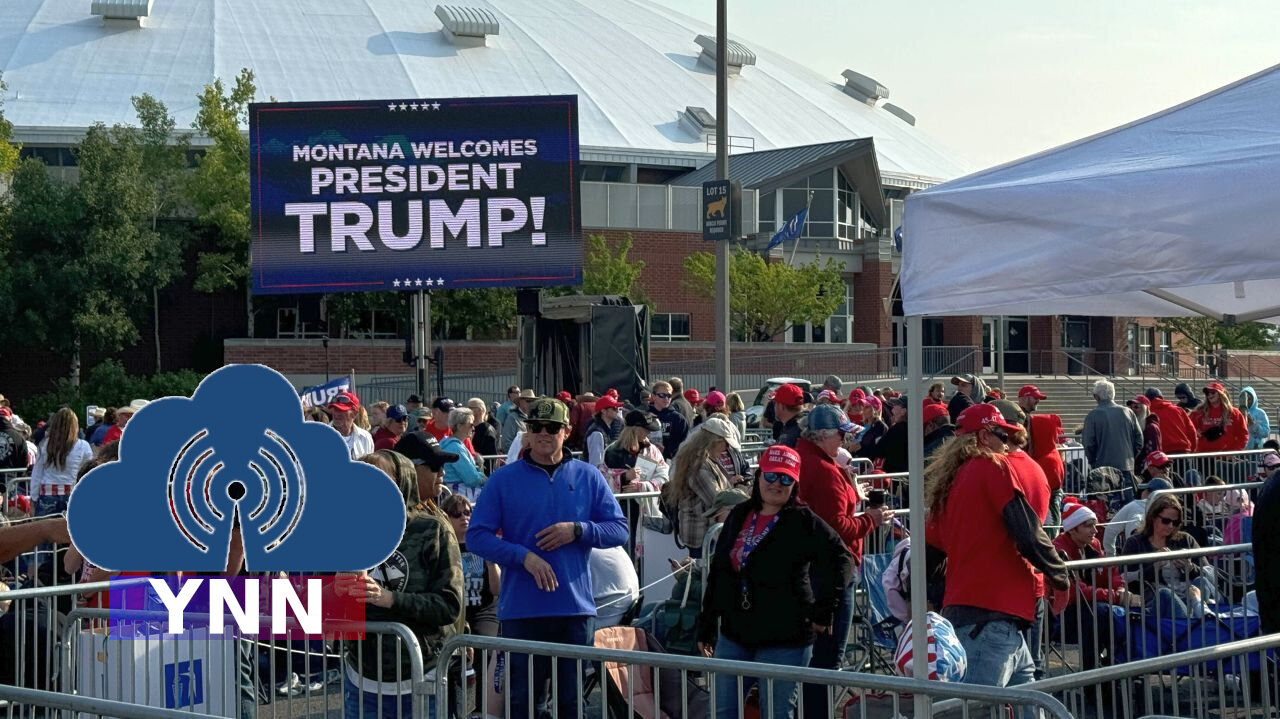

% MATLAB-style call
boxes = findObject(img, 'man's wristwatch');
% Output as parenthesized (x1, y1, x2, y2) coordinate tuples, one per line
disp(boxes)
(573, 523, 584, 541)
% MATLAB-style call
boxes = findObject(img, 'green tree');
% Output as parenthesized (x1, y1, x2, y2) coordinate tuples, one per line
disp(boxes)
(1156, 317, 1276, 359)
(190, 69, 256, 334)
(684, 249, 845, 341)
(132, 93, 192, 370)
(581, 233, 648, 302)
(0, 76, 18, 180)
(430, 289, 517, 339)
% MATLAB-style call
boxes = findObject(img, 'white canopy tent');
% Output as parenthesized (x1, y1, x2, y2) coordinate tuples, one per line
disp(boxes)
(896, 62, 1280, 706)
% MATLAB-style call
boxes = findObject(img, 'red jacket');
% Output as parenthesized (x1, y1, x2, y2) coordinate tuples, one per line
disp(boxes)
(795, 438, 877, 566)
(1189, 404, 1248, 453)
(1052, 533, 1124, 607)
(1027, 414, 1065, 492)
(1149, 397, 1197, 454)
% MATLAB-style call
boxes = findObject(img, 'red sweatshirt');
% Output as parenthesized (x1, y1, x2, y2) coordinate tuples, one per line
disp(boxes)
(1189, 404, 1248, 453)
(1149, 398, 1197, 454)
(795, 438, 877, 566)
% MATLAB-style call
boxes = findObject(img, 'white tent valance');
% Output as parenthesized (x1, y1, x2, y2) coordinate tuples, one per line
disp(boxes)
(901, 63, 1280, 324)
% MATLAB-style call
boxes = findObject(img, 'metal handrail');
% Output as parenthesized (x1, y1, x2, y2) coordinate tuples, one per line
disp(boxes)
(434, 634, 1075, 719)
(1062, 542, 1250, 571)
(1023, 632, 1280, 693)
(0, 685, 200, 719)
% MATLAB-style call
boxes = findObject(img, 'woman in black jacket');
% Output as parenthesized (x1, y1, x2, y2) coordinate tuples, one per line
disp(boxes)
(697, 445, 853, 719)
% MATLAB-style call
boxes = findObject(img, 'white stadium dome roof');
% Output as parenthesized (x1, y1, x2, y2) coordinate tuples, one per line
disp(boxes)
(0, 0, 967, 183)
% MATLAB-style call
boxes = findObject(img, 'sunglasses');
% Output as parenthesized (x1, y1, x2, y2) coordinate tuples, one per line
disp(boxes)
(1157, 515, 1182, 527)
(762, 472, 796, 487)
(654, 392, 673, 399)
(526, 420, 565, 434)
(989, 428, 1010, 443)
(447, 509, 472, 519)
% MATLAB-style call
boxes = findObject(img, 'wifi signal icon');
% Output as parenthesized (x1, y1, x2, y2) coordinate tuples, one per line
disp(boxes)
(167, 428, 306, 560)
(68, 363, 406, 573)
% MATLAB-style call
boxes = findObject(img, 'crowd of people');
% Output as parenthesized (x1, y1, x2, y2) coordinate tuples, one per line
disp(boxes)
(1, 371, 1279, 718)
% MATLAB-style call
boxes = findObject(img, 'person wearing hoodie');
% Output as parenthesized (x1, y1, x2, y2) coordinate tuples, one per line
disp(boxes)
(947, 374, 978, 423)
(1174, 382, 1201, 413)
(466, 398, 628, 719)
(1146, 388, 1198, 454)
(1240, 386, 1272, 450)
(923, 403, 956, 459)
(1126, 396, 1162, 476)
(1190, 382, 1248, 454)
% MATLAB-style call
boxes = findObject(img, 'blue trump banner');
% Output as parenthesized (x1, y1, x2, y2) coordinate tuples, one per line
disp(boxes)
(298, 375, 352, 408)
(250, 95, 582, 294)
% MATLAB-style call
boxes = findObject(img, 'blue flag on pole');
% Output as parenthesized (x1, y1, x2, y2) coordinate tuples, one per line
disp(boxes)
(766, 208, 808, 251)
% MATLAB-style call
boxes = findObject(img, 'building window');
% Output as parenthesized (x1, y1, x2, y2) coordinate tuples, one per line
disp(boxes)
(652, 313, 691, 341)
(788, 280, 853, 343)
(770, 169, 836, 239)
(344, 309, 401, 340)
(578, 164, 627, 182)
(837, 171, 860, 241)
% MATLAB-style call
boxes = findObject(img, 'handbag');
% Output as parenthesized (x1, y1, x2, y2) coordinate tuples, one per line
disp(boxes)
(654, 563, 701, 655)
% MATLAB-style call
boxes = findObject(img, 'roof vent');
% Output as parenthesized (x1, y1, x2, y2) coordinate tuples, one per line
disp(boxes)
(841, 70, 888, 105)
(694, 35, 756, 76)
(435, 5, 499, 47)
(91, 0, 152, 24)
(679, 105, 716, 139)
(883, 103, 915, 126)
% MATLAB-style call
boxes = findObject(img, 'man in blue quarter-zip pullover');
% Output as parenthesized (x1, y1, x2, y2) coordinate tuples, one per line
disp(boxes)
(467, 397, 628, 719)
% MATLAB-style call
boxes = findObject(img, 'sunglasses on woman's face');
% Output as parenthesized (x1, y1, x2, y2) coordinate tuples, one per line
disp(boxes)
(1157, 514, 1182, 527)
(448, 509, 472, 519)
(526, 420, 565, 434)
(762, 472, 796, 487)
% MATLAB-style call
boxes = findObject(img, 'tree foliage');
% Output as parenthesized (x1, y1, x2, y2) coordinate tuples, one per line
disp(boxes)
(684, 249, 845, 340)
(190, 69, 256, 330)
(0, 77, 18, 181)
(1156, 317, 1276, 356)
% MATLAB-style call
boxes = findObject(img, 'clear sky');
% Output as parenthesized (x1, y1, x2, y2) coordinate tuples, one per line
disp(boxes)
(654, 0, 1279, 173)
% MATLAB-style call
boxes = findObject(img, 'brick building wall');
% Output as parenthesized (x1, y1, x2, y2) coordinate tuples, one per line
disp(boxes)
(590, 228, 714, 340)
(853, 259, 893, 347)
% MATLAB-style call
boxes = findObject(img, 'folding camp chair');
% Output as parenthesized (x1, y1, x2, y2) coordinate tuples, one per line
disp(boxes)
(850, 552, 902, 675)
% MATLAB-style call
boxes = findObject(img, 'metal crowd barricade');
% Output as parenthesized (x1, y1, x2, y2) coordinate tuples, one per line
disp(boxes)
(1024, 633, 1280, 719)
(0, 685, 202, 719)
(1035, 542, 1264, 718)
(0, 579, 433, 719)
(435, 633, 1074, 719)
(1163, 447, 1273, 487)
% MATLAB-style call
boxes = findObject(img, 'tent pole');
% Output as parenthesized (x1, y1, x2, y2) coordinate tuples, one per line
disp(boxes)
(996, 315, 1005, 392)
(1231, 304, 1280, 324)
(906, 314, 930, 718)
(1142, 289, 1225, 321)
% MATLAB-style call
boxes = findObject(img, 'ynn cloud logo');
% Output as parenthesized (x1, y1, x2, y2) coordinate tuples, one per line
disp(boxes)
(67, 363, 406, 573)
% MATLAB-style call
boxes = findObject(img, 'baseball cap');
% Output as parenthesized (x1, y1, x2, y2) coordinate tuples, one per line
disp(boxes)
(624, 410, 661, 431)
(683, 389, 703, 405)
(856, 395, 883, 412)
(410, 408, 432, 424)
(773, 383, 805, 408)
(922, 403, 949, 425)
(698, 416, 741, 450)
(327, 392, 359, 413)
(955, 403, 1021, 435)
(808, 404, 855, 433)
(527, 397, 570, 425)
(704, 390, 727, 408)
(703, 488, 750, 518)
(556, 391, 573, 402)
(386, 404, 409, 421)
(1140, 477, 1174, 494)
(1145, 387, 1164, 400)
(759, 445, 801, 482)
(406, 394, 422, 404)
(990, 399, 1026, 427)
(1018, 385, 1047, 400)
(823, 375, 843, 391)
(1204, 382, 1227, 394)
(432, 397, 456, 412)
(1127, 395, 1151, 407)
(594, 395, 625, 412)
(1146, 451, 1172, 468)
(950, 374, 975, 386)
(394, 431, 460, 470)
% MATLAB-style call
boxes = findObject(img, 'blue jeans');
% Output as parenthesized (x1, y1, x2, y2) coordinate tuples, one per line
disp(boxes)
(802, 575, 856, 719)
(1046, 488, 1064, 538)
(342, 671, 413, 719)
(1152, 578, 1217, 620)
(956, 620, 1035, 688)
(1025, 597, 1047, 680)
(713, 633, 813, 719)
(30, 495, 68, 575)
(502, 616, 593, 719)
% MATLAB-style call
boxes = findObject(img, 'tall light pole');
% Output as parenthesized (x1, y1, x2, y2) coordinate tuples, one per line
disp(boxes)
(714, 0, 731, 392)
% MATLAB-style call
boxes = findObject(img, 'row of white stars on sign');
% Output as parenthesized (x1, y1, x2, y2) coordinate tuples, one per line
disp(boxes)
(393, 277, 447, 288)
(388, 101, 441, 111)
